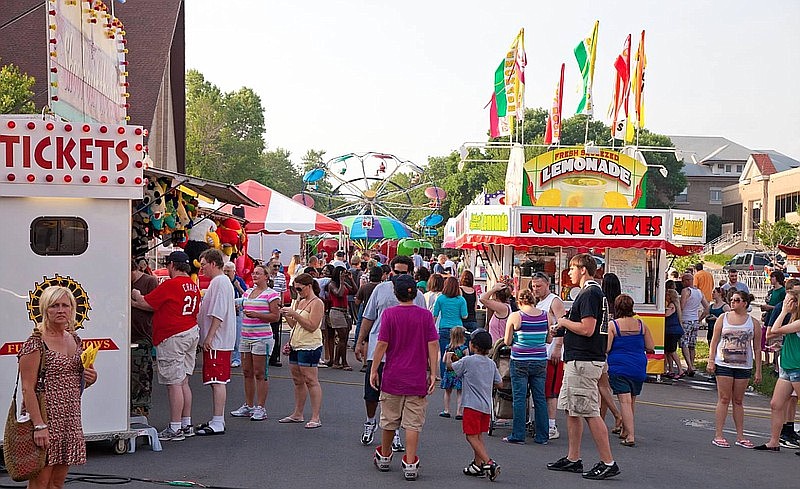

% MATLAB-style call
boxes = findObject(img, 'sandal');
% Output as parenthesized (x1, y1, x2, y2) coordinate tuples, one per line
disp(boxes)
(735, 439, 755, 449)
(341, 365, 353, 371)
(304, 420, 322, 429)
(195, 425, 225, 436)
(620, 439, 636, 447)
(611, 426, 622, 434)
(712, 438, 730, 448)
(278, 416, 305, 423)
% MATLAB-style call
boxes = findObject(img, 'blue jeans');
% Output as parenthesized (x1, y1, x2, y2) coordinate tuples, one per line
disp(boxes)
(231, 311, 243, 364)
(510, 359, 548, 443)
(438, 329, 451, 378)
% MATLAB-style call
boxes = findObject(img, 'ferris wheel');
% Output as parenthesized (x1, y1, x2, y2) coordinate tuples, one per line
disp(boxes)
(299, 152, 445, 225)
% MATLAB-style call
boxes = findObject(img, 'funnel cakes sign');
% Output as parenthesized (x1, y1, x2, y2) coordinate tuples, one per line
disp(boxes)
(522, 147, 648, 209)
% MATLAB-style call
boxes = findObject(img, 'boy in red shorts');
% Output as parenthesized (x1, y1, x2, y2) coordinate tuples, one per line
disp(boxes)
(447, 329, 503, 481)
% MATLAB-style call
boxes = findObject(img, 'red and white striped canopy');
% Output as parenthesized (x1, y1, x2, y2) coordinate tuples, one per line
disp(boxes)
(224, 180, 342, 235)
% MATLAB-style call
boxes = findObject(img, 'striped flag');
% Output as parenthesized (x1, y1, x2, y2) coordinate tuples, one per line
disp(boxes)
(544, 63, 565, 145)
(625, 30, 647, 142)
(574, 21, 599, 115)
(610, 34, 631, 140)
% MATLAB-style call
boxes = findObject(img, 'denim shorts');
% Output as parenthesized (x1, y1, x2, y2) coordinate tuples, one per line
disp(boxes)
(364, 360, 384, 402)
(779, 366, 800, 383)
(288, 346, 322, 367)
(714, 365, 752, 380)
(608, 373, 643, 396)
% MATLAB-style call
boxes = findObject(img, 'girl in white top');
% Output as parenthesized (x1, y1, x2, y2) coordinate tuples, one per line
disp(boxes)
(707, 290, 762, 449)
(424, 273, 445, 313)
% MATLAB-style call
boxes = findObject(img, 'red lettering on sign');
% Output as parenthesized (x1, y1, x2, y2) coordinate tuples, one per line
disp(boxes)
(1, 134, 19, 167)
(56, 137, 77, 169)
(599, 215, 663, 236)
(23, 135, 31, 168)
(519, 214, 595, 235)
(79, 138, 93, 170)
(115, 141, 129, 171)
(95, 139, 114, 171)
(35, 137, 52, 169)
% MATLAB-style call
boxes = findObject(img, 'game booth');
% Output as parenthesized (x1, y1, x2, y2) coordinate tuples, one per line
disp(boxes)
(451, 145, 707, 374)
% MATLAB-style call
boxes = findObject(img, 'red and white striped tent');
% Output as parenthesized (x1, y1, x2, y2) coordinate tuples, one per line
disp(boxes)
(224, 180, 342, 234)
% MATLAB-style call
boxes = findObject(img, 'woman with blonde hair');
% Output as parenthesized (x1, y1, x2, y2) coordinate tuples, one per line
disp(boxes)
(279, 273, 324, 429)
(664, 289, 685, 379)
(757, 288, 800, 451)
(19, 286, 98, 489)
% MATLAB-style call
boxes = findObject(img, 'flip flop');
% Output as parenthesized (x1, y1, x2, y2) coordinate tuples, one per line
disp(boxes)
(305, 421, 322, 429)
(753, 444, 780, 452)
(341, 365, 353, 371)
(712, 438, 730, 448)
(611, 426, 622, 434)
(278, 416, 305, 423)
(735, 439, 755, 449)
(195, 425, 225, 436)
(620, 439, 636, 447)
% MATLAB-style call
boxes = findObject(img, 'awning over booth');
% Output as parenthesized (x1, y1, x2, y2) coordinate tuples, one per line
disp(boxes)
(144, 167, 259, 207)
(452, 206, 706, 256)
(222, 180, 343, 235)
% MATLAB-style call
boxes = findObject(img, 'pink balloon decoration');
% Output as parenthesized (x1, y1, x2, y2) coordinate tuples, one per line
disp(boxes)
(321, 239, 339, 253)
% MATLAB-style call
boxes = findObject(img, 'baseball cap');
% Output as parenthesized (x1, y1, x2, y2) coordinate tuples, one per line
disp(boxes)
(392, 274, 417, 295)
(165, 251, 190, 264)
(470, 329, 493, 351)
(336, 250, 345, 257)
(272, 248, 281, 254)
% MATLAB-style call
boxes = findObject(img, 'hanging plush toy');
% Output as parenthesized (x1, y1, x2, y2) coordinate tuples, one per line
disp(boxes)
(147, 179, 167, 232)
(217, 218, 245, 257)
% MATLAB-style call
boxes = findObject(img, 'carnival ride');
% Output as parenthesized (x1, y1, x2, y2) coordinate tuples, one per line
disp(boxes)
(298, 152, 446, 227)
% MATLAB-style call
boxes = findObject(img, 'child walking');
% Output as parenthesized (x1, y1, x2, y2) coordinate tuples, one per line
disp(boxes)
(440, 326, 469, 419)
(370, 274, 439, 481)
(447, 329, 503, 481)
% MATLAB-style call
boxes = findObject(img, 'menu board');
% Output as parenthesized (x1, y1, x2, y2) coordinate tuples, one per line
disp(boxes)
(606, 248, 646, 303)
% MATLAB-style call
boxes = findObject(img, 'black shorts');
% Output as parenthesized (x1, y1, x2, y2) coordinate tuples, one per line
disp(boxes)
(665, 334, 682, 353)
(364, 360, 384, 402)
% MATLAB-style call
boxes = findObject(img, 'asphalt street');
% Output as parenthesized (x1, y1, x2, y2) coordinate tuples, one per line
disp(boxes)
(2, 332, 797, 489)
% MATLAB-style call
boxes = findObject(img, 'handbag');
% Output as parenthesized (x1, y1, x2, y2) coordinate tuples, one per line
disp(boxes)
(4, 346, 47, 482)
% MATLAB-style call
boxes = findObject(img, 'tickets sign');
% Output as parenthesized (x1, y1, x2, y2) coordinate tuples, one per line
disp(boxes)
(0, 117, 143, 199)
(520, 147, 648, 209)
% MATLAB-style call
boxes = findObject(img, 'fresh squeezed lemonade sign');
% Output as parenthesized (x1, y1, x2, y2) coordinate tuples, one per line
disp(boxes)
(521, 147, 648, 209)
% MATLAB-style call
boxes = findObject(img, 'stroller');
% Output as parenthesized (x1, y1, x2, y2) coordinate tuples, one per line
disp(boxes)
(488, 339, 532, 436)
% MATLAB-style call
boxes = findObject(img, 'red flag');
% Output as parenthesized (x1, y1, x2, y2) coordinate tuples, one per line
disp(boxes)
(611, 34, 631, 139)
(544, 63, 565, 145)
(489, 93, 500, 138)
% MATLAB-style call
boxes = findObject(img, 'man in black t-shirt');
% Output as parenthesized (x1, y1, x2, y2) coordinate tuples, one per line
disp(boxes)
(547, 253, 619, 480)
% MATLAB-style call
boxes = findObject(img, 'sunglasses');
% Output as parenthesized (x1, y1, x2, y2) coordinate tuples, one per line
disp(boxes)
(294, 286, 306, 292)
(532, 272, 548, 280)
(731, 298, 743, 303)
(393, 269, 409, 275)
(272, 265, 281, 269)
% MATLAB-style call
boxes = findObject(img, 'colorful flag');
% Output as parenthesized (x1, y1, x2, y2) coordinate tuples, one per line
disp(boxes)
(505, 29, 526, 123)
(610, 34, 631, 140)
(544, 63, 565, 145)
(574, 20, 599, 115)
(488, 30, 525, 138)
(625, 30, 646, 142)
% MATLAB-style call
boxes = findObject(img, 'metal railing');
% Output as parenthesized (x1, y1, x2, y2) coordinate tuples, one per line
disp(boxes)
(702, 231, 742, 255)
(711, 270, 771, 302)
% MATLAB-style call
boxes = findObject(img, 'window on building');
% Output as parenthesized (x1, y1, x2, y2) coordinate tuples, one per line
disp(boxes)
(725, 164, 732, 173)
(775, 191, 800, 221)
(30, 217, 89, 256)
(736, 164, 744, 173)
(709, 188, 722, 203)
(675, 187, 689, 203)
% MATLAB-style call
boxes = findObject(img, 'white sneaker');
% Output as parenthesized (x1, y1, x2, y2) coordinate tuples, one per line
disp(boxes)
(402, 456, 419, 480)
(391, 433, 405, 452)
(374, 446, 392, 471)
(250, 406, 267, 421)
(361, 421, 377, 445)
(230, 404, 253, 417)
(549, 425, 560, 440)
(157, 427, 185, 441)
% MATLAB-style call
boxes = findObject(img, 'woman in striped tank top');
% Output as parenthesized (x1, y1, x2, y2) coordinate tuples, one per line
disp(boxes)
(502, 289, 552, 444)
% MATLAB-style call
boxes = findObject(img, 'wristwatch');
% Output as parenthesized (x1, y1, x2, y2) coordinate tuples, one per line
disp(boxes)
(34, 424, 48, 431)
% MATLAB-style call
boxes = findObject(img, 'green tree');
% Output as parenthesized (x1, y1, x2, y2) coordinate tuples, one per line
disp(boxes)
(755, 219, 799, 264)
(0, 60, 36, 114)
(185, 70, 266, 184)
(706, 214, 723, 243)
(261, 148, 303, 197)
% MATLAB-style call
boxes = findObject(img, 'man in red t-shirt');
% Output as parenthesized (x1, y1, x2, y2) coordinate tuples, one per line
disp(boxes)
(132, 250, 201, 441)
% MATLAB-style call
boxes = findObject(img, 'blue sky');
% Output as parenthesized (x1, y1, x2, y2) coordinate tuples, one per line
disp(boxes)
(185, 0, 800, 167)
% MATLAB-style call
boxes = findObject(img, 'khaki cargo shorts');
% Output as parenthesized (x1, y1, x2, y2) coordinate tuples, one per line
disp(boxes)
(557, 360, 605, 417)
(155, 326, 199, 385)
(379, 392, 428, 432)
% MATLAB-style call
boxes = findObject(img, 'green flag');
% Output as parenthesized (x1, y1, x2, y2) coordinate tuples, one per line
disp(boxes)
(493, 59, 507, 117)
(574, 21, 599, 115)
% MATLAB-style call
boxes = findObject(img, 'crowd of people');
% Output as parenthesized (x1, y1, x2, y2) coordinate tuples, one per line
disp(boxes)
(22, 248, 800, 487)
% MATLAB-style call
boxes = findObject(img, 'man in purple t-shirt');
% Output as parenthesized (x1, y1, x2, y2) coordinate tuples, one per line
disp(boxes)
(370, 275, 439, 481)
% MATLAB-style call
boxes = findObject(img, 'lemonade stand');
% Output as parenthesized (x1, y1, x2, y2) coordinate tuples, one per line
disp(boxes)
(453, 145, 706, 374)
